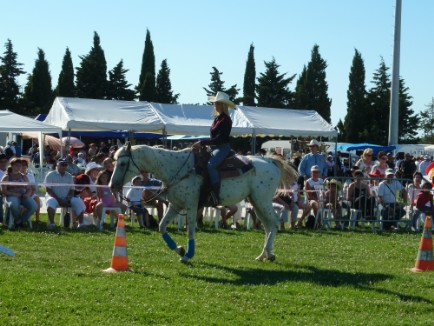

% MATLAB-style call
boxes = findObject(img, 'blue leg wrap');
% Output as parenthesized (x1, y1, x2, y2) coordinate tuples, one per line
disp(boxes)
(162, 232, 177, 250)
(185, 239, 195, 258)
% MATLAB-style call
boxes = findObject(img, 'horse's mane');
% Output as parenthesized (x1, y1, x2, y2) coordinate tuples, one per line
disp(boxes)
(267, 154, 298, 194)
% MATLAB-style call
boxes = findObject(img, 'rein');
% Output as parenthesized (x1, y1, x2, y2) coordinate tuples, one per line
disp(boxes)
(115, 147, 193, 216)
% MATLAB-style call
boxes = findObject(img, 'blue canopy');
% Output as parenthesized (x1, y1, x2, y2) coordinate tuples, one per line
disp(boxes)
(337, 143, 396, 154)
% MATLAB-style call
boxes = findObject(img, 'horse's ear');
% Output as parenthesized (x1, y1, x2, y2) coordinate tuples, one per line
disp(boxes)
(125, 141, 131, 152)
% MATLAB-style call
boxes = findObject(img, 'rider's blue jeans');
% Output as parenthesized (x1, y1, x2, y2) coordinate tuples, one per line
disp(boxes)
(208, 143, 230, 185)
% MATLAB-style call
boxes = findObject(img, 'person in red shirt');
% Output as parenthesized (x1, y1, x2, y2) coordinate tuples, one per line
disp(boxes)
(192, 92, 236, 205)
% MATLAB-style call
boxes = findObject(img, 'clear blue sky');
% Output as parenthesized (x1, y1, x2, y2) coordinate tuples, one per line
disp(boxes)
(1, 0, 433, 126)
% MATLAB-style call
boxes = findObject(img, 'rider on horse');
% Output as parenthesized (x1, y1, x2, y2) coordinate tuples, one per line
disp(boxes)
(192, 91, 236, 205)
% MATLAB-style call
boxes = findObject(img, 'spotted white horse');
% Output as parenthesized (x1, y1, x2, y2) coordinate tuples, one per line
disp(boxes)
(110, 143, 298, 263)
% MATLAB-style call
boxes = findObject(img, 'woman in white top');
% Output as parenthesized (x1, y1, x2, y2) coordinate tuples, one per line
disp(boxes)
(355, 148, 374, 178)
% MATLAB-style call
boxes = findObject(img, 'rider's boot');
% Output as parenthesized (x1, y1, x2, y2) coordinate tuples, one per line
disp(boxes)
(210, 182, 221, 206)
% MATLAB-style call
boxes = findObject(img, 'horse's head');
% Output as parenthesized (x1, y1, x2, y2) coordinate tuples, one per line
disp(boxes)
(110, 142, 140, 195)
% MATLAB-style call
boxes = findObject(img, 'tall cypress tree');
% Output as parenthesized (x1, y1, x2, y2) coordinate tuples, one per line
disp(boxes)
(56, 47, 75, 97)
(22, 48, 53, 115)
(203, 67, 239, 104)
(0, 39, 25, 112)
(75, 31, 107, 99)
(242, 43, 256, 106)
(106, 60, 136, 100)
(398, 78, 420, 143)
(256, 58, 295, 108)
(155, 59, 178, 103)
(367, 58, 391, 145)
(137, 29, 156, 101)
(294, 44, 332, 122)
(343, 49, 368, 142)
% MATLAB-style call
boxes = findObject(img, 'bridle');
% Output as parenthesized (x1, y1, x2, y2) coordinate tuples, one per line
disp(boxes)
(114, 146, 194, 215)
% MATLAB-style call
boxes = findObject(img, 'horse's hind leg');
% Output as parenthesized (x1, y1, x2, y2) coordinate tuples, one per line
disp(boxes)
(250, 199, 279, 261)
(159, 205, 185, 257)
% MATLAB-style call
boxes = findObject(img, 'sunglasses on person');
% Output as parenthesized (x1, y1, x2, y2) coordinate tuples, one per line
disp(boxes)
(381, 157, 387, 160)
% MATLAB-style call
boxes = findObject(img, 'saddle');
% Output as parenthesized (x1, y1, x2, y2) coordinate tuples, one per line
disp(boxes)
(193, 147, 254, 207)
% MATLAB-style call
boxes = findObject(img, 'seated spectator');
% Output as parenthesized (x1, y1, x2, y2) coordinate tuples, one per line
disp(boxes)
(85, 162, 102, 194)
(297, 165, 324, 228)
(274, 181, 301, 230)
(66, 154, 81, 176)
(397, 153, 417, 185)
(323, 179, 343, 227)
(20, 158, 41, 223)
(377, 168, 407, 230)
(44, 158, 86, 229)
(355, 148, 374, 178)
(0, 153, 8, 223)
(347, 170, 375, 219)
(1, 158, 37, 227)
(218, 204, 238, 229)
(125, 176, 149, 228)
(102, 157, 114, 179)
(88, 143, 98, 160)
(94, 170, 126, 226)
(74, 173, 97, 220)
(370, 151, 388, 178)
(411, 182, 433, 231)
(418, 155, 431, 177)
(141, 171, 168, 222)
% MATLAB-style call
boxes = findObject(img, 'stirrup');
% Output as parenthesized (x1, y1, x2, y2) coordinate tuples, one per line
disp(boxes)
(210, 191, 220, 206)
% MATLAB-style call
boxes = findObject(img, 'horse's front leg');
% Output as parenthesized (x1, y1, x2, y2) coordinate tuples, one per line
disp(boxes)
(179, 207, 198, 264)
(159, 204, 185, 257)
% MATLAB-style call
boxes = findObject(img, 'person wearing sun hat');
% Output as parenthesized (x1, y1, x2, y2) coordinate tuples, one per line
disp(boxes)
(377, 168, 407, 230)
(418, 154, 431, 176)
(192, 91, 236, 205)
(44, 158, 86, 229)
(298, 139, 327, 180)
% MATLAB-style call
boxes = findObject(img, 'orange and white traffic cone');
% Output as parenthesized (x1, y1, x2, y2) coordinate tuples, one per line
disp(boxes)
(411, 216, 434, 272)
(103, 214, 130, 273)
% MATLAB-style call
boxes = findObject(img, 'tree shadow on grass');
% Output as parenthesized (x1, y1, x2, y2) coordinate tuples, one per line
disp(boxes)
(180, 263, 432, 304)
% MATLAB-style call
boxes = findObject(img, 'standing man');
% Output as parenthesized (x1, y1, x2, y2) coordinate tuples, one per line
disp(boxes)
(44, 158, 86, 229)
(418, 155, 431, 177)
(298, 139, 328, 180)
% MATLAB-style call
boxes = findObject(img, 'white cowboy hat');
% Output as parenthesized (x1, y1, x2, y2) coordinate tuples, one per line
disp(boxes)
(208, 91, 236, 109)
(85, 162, 102, 174)
(308, 139, 320, 147)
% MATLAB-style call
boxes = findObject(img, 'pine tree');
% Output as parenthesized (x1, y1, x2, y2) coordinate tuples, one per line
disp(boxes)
(366, 58, 391, 145)
(420, 99, 434, 143)
(22, 48, 53, 115)
(294, 44, 331, 122)
(398, 78, 420, 143)
(137, 29, 156, 101)
(0, 39, 25, 112)
(242, 43, 256, 106)
(342, 49, 368, 142)
(75, 31, 107, 99)
(155, 59, 178, 103)
(106, 60, 136, 100)
(203, 67, 239, 104)
(256, 58, 295, 108)
(56, 47, 75, 97)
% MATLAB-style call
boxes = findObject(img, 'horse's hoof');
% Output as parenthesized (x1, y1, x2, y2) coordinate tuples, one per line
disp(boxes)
(255, 253, 267, 261)
(180, 256, 190, 264)
(177, 246, 185, 257)
(268, 254, 276, 262)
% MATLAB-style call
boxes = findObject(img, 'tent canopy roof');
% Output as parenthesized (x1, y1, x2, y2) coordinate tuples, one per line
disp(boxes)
(0, 110, 62, 134)
(44, 97, 337, 138)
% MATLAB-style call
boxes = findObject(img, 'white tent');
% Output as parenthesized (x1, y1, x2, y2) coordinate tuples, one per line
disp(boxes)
(236, 105, 337, 137)
(0, 110, 62, 168)
(44, 97, 163, 132)
(45, 97, 337, 139)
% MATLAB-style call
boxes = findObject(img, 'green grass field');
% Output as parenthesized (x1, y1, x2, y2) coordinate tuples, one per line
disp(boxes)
(1, 219, 433, 325)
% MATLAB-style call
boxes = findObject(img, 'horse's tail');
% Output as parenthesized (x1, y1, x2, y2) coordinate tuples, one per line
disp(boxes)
(269, 155, 299, 194)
